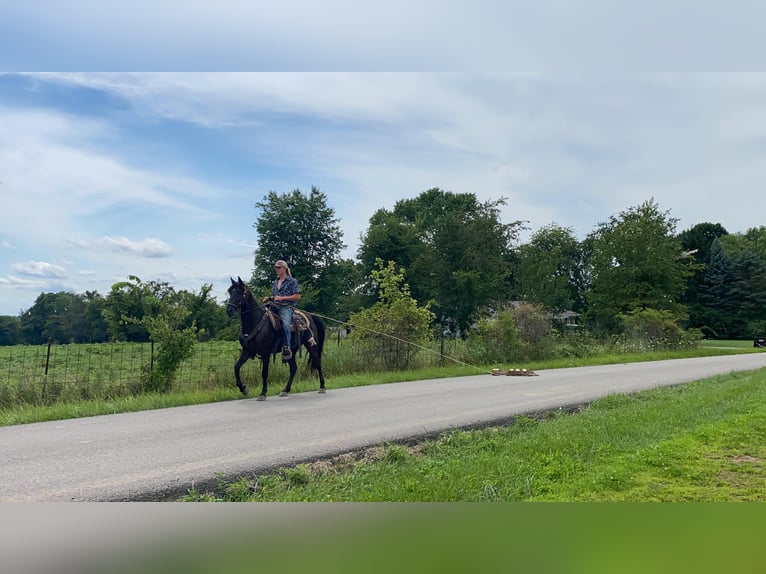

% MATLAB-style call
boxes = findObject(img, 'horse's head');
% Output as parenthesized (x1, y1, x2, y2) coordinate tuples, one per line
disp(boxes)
(226, 276, 249, 318)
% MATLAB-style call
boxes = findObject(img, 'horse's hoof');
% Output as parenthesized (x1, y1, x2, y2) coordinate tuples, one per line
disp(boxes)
(279, 391, 289, 397)
(318, 388, 326, 394)
(256, 394, 267, 401)
(238, 385, 248, 396)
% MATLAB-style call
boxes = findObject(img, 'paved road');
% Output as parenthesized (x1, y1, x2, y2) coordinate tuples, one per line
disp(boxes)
(2, 353, 766, 502)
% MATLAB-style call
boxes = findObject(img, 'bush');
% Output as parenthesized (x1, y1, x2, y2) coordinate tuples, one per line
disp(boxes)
(349, 260, 434, 371)
(617, 308, 699, 351)
(141, 308, 198, 393)
(466, 303, 559, 363)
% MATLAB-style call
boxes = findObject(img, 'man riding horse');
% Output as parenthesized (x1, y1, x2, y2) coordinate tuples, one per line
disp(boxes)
(264, 259, 301, 362)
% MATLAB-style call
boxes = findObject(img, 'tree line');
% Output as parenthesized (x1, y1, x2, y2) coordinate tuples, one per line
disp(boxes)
(1, 186, 765, 346)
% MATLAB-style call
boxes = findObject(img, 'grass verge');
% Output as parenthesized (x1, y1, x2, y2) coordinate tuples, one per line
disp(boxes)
(183, 367, 766, 502)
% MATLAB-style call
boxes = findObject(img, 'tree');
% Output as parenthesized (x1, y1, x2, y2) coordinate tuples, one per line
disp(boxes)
(251, 186, 346, 316)
(104, 276, 198, 392)
(697, 238, 735, 338)
(82, 291, 110, 343)
(358, 188, 524, 333)
(176, 283, 231, 340)
(103, 276, 173, 342)
(516, 224, 587, 313)
(728, 249, 766, 337)
(0, 315, 20, 346)
(696, 229, 766, 339)
(585, 199, 692, 333)
(349, 259, 434, 370)
(677, 222, 729, 331)
(19, 292, 90, 344)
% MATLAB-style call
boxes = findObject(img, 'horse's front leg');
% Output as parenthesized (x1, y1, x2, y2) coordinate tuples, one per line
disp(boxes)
(257, 357, 270, 401)
(279, 357, 298, 396)
(234, 350, 249, 396)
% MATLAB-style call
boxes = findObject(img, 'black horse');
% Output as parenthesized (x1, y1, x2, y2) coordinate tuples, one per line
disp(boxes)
(226, 276, 326, 400)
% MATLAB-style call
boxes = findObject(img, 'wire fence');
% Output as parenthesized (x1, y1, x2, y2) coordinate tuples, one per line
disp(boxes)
(0, 333, 478, 408)
(0, 340, 244, 407)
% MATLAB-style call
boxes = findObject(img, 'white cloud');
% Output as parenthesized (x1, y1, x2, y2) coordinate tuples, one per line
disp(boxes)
(10, 260, 67, 278)
(0, 275, 48, 289)
(100, 236, 173, 258)
(2, 72, 766, 315)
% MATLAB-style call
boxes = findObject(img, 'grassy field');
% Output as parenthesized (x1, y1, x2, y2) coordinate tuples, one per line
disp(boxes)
(184, 366, 766, 502)
(1, 342, 760, 427)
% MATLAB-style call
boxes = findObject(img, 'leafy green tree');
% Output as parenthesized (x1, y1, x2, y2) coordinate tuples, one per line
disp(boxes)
(177, 283, 231, 340)
(19, 292, 89, 344)
(0, 315, 20, 346)
(358, 188, 524, 333)
(251, 186, 346, 316)
(585, 199, 692, 333)
(317, 258, 373, 321)
(516, 224, 587, 313)
(82, 291, 110, 343)
(103, 276, 173, 342)
(349, 259, 434, 370)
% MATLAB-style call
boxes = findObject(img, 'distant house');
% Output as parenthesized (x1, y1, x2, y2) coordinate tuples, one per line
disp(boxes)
(507, 300, 581, 328)
(553, 310, 581, 328)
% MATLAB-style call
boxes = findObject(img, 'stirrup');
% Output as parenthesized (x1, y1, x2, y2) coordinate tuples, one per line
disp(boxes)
(281, 346, 293, 361)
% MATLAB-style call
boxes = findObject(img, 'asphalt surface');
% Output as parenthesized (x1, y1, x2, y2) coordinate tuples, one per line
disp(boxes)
(2, 353, 766, 502)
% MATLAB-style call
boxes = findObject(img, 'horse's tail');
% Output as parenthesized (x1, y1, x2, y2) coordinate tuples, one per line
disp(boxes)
(308, 314, 325, 372)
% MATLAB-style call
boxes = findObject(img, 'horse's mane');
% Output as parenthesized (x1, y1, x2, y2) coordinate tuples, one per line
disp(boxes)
(240, 282, 259, 308)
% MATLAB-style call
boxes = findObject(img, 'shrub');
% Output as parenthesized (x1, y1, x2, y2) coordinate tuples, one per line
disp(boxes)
(617, 308, 699, 351)
(349, 260, 434, 371)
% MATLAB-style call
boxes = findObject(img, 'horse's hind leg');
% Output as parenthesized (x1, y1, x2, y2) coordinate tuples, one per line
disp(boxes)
(234, 351, 249, 396)
(314, 352, 326, 393)
(304, 334, 326, 394)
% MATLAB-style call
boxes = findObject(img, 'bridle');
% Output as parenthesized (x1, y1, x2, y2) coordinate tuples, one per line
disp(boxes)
(226, 285, 260, 316)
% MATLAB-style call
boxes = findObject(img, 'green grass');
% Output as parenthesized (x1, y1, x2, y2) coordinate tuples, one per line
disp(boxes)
(184, 367, 766, 502)
(699, 339, 761, 349)
(1, 343, 761, 427)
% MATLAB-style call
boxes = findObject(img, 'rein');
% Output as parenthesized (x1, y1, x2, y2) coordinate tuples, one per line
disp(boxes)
(229, 287, 270, 341)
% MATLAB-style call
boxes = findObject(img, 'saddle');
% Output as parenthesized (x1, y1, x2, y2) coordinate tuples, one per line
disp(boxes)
(265, 306, 311, 334)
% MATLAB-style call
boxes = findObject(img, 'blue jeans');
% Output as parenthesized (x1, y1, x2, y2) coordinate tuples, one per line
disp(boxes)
(278, 305, 294, 349)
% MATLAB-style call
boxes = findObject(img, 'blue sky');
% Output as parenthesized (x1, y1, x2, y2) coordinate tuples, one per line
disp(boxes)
(3, 72, 766, 315)
(2, 3, 766, 315)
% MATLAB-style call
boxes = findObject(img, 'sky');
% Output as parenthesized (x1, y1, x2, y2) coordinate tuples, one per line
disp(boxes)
(2, 3, 766, 316)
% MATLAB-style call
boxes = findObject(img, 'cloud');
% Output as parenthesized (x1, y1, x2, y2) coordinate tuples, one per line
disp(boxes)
(65, 238, 90, 249)
(100, 236, 173, 257)
(0, 275, 48, 289)
(10, 260, 67, 278)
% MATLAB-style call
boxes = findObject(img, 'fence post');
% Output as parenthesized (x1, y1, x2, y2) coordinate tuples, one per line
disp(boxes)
(44, 338, 52, 375)
(42, 337, 52, 401)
